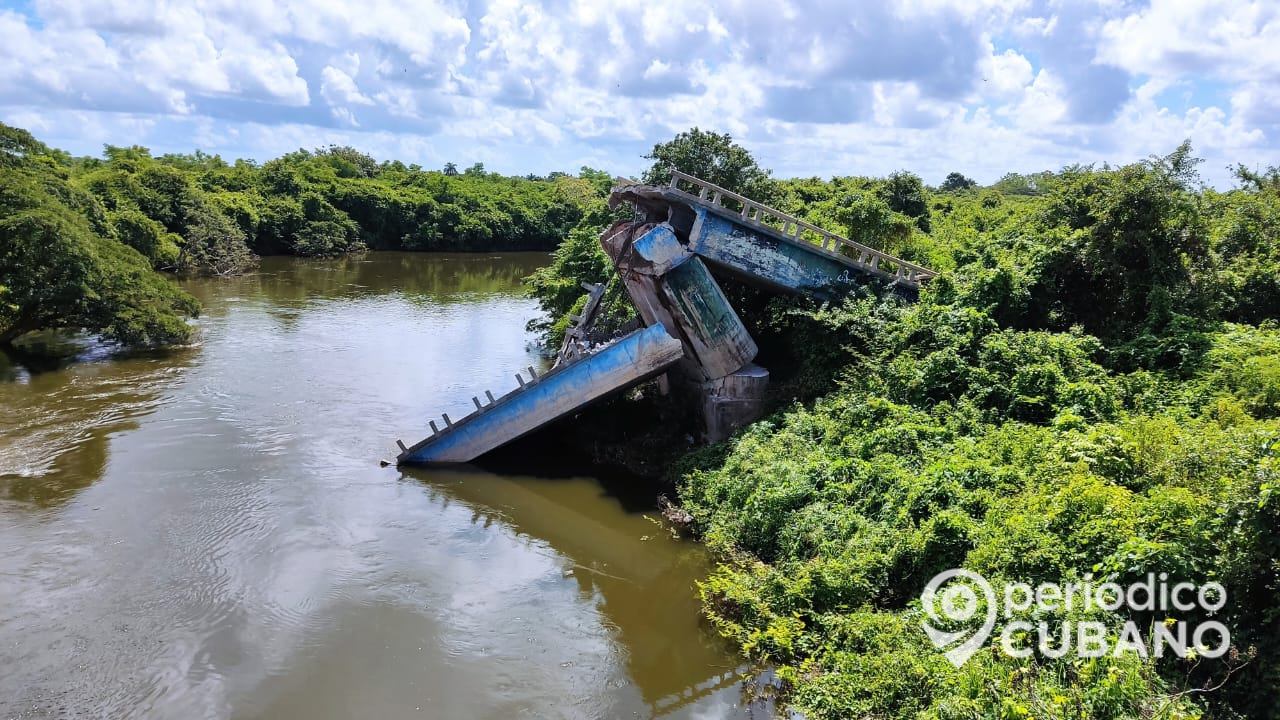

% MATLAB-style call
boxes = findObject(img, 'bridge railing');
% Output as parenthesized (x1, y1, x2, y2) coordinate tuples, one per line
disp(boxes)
(664, 169, 938, 287)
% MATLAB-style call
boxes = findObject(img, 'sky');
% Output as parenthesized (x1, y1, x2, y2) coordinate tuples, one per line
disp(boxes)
(0, 0, 1276, 186)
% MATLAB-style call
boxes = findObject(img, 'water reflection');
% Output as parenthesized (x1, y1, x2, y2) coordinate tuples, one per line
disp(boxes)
(0, 340, 195, 506)
(183, 252, 548, 311)
(0, 252, 756, 720)
(402, 467, 745, 709)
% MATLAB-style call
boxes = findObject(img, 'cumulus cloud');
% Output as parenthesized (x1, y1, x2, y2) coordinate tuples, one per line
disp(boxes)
(1098, 0, 1280, 130)
(0, 0, 1276, 185)
(320, 62, 374, 126)
(981, 47, 1035, 97)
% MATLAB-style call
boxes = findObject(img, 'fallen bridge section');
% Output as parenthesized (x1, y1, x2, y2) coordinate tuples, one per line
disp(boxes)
(612, 170, 936, 299)
(396, 324, 685, 465)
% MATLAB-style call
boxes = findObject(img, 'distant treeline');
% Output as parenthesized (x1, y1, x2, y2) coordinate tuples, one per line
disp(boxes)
(77, 138, 611, 272)
(0, 122, 610, 347)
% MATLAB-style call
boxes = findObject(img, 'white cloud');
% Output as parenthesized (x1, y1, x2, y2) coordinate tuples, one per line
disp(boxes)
(1232, 82, 1280, 126)
(981, 46, 1035, 97)
(1097, 0, 1280, 82)
(0, 0, 1276, 187)
(321, 66, 373, 107)
(1007, 69, 1070, 128)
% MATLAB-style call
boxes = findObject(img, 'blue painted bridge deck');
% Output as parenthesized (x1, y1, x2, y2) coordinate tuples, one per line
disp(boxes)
(616, 169, 937, 299)
(396, 324, 684, 465)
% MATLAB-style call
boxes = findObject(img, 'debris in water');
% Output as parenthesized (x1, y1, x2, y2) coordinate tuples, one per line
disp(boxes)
(658, 494, 694, 530)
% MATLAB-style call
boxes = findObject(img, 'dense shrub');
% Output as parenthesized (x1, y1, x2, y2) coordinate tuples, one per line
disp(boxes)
(525, 132, 1280, 718)
(0, 120, 610, 346)
(684, 380, 1279, 718)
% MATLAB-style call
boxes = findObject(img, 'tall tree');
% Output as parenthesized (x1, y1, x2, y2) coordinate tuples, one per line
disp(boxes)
(877, 171, 931, 231)
(939, 171, 977, 192)
(641, 128, 776, 202)
(0, 123, 198, 347)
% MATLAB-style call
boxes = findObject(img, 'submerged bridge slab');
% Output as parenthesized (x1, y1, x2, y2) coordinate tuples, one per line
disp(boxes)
(396, 324, 685, 465)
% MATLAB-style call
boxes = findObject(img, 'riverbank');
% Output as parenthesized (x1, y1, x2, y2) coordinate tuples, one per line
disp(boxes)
(522, 137, 1280, 719)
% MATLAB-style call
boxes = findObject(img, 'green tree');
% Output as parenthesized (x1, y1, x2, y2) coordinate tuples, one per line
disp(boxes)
(827, 191, 914, 253)
(443, 162, 458, 176)
(1232, 162, 1280, 193)
(641, 128, 776, 203)
(316, 145, 379, 178)
(939, 171, 977, 192)
(876, 171, 931, 231)
(1032, 142, 1205, 349)
(108, 208, 181, 268)
(177, 203, 257, 276)
(0, 124, 198, 347)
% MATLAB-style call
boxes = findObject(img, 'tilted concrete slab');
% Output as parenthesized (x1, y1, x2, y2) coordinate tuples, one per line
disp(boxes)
(610, 179, 931, 299)
(396, 323, 685, 465)
(603, 222, 757, 381)
(688, 206, 920, 300)
(659, 253, 757, 380)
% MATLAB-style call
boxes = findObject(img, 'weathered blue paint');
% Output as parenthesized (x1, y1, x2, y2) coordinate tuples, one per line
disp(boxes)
(660, 255, 757, 380)
(397, 324, 685, 465)
(629, 223, 693, 275)
(687, 207, 918, 300)
(607, 223, 755, 380)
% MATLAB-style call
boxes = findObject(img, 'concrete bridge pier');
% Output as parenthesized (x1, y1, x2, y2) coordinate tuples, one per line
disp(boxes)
(602, 221, 769, 442)
(697, 362, 770, 443)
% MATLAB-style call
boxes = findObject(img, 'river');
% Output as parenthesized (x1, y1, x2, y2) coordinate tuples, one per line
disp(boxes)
(0, 253, 757, 719)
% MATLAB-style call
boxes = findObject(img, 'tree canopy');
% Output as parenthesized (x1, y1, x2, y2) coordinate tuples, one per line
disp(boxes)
(0, 124, 198, 347)
(0, 121, 610, 347)
(940, 171, 978, 192)
(641, 127, 776, 202)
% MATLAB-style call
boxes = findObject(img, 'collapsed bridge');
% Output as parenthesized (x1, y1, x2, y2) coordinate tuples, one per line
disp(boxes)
(395, 170, 936, 465)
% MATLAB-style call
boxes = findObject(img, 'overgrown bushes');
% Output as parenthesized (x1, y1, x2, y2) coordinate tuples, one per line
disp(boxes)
(0, 121, 608, 346)
(682, 298, 1280, 718)
(0, 125, 198, 347)
(525, 129, 1280, 718)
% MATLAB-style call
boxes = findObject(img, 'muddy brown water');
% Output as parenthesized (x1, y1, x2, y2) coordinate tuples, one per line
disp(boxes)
(0, 253, 759, 719)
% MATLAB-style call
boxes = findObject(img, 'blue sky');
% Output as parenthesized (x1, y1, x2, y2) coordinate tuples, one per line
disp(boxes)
(0, 0, 1276, 186)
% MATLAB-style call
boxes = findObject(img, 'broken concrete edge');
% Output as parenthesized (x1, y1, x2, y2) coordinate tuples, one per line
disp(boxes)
(399, 326, 683, 464)
(553, 280, 610, 368)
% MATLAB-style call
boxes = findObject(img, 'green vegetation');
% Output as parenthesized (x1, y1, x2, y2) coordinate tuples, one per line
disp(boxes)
(75, 143, 602, 263)
(640, 127, 777, 202)
(528, 129, 1280, 718)
(0, 121, 605, 347)
(1, 125, 198, 347)
(5, 116, 1278, 715)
